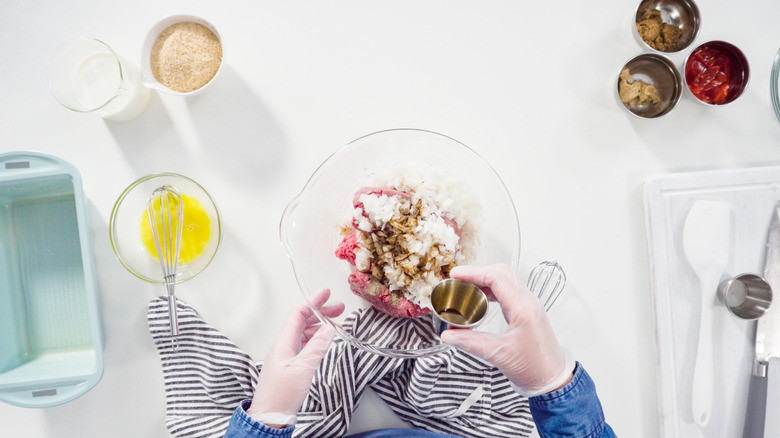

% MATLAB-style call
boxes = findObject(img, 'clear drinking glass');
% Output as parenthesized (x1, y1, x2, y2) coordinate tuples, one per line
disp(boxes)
(48, 37, 151, 121)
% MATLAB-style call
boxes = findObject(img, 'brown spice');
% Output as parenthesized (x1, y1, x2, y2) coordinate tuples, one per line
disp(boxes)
(619, 68, 661, 107)
(150, 22, 222, 93)
(637, 10, 682, 52)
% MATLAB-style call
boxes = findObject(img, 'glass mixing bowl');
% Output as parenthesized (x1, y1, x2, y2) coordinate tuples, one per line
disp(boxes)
(109, 173, 222, 284)
(280, 129, 520, 357)
(772, 46, 780, 123)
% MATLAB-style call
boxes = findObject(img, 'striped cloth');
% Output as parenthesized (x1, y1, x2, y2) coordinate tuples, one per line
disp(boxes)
(148, 298, 535, 438)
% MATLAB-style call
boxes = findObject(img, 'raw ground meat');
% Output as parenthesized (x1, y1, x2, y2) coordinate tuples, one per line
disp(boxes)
(335, 231, 430, 318)
(334, 232, 358, 265)
(335, 185, 457, 319)
(347, 270, 431, 318)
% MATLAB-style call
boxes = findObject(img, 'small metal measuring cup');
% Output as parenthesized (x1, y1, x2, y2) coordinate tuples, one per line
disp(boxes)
(718, 273, 773, 320)
(430, 278, 488, 328)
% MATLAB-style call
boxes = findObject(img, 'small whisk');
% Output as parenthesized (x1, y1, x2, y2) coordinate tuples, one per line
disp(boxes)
(147, 185, 183, 350)
(527, 260, 566, 312)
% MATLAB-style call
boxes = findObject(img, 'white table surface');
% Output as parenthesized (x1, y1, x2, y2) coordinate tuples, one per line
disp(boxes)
(2, 1, 780, 436)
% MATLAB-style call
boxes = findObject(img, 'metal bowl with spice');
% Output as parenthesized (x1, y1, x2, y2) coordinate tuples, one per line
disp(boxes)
(140, 14, 224, 96)
(633, 0, 700, 53)
(683, 40, 750, 106)
(617, 53, 683, 119)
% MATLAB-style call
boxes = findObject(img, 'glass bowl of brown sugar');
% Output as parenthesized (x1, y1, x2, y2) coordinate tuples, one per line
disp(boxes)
(633, 0, 700, 53)
(140, 14, 224, 96)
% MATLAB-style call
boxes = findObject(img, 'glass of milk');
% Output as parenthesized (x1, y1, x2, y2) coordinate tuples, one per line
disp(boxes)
(48, 38, 151, 121)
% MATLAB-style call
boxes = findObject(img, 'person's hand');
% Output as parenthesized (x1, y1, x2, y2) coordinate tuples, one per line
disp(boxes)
(440, 264, 574, 397)
(247, 289, 345, 427)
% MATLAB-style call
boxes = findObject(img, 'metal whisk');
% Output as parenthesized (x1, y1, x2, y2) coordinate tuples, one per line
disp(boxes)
(147, 185, 183, 349)
(527, 260, 566, 312)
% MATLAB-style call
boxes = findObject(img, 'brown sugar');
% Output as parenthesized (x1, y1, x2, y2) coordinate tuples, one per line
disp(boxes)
(619, 68, 661, 107)
(637, 10, 682, 52)
(150, 22, 222, 93)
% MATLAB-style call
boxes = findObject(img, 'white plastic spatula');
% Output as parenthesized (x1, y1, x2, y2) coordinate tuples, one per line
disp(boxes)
(682, 200, 732, 428)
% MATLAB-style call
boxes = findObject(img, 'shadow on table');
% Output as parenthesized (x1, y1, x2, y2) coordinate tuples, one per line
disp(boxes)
(174, 226, 268, 349)
(185, 65, 289, 187)
(88, 201, 156, 365)
(627, 89, 778, 170)
(104, 92, 193, 176)
(103, 65, 287, 188)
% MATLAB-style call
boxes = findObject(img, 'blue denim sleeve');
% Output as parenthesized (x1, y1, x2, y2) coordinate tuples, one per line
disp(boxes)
(223, 399, 295, 438)
(346, 428, 462, 437)
(529, 363, 617, 437)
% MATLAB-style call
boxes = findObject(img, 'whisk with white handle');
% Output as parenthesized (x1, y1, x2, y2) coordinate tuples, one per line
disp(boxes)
(147, 185, 183, 348)
(527, 260, 566, 312)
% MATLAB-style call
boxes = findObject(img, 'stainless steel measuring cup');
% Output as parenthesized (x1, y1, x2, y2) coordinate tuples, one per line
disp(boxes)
(430, 278, 488, 328)
(718, 273, 773, 320)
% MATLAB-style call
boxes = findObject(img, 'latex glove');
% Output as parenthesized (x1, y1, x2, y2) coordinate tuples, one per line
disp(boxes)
(247, 289, 345, 426)
(440, 264, 574, 397)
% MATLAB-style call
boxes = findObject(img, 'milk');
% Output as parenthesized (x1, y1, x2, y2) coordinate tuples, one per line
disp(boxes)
(73, 53, 151, 121)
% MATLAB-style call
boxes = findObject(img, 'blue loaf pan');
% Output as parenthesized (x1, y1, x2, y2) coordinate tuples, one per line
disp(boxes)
(0, 151, 104, 408)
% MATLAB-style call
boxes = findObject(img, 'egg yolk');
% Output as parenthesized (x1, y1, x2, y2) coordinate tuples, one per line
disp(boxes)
(140, 193, 211, 264)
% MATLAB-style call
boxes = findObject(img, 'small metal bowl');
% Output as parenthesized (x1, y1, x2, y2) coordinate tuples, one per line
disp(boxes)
(617, 53, 683, 119)
(718, 273, 772, 320)
(430, 278, 488, 328)
(683, 41, 750, 106)
(634, 0, 700, 53)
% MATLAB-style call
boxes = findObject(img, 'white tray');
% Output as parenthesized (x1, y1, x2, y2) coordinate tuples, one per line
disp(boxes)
(644, 165, 780, 438)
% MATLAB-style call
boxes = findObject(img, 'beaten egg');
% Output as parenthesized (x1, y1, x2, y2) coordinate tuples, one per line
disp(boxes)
(140, 193, 211, 264)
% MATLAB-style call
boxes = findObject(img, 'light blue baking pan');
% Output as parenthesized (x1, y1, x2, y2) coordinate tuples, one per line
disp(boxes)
(0, 151, 104, 408)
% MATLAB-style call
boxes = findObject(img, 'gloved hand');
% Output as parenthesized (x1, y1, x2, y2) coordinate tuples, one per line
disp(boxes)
(247, 288, 345, 427)
(440, 264, 575, 397)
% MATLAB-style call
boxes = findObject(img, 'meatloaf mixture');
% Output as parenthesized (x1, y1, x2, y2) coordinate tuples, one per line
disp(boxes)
(335, 185, 464, 318)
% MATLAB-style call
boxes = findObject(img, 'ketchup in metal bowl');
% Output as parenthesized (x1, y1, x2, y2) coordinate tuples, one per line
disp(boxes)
(684, 41, 749, 105)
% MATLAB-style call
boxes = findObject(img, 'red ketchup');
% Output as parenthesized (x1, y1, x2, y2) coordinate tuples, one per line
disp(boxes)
(685, 47, 733, 104)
